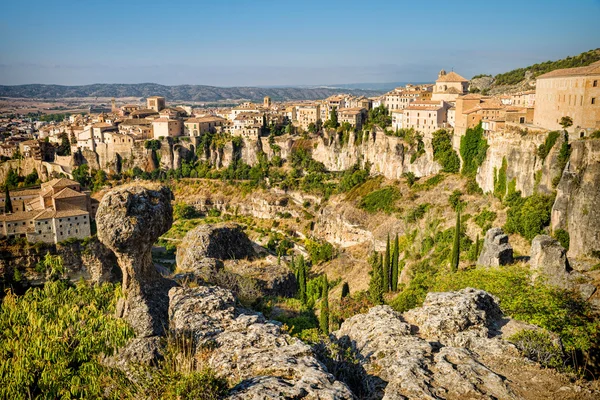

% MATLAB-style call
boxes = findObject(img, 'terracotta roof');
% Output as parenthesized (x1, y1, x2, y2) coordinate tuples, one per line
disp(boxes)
(0, 210, 40, 222)
(537, 61, 600, 79)
(53, 187, 86, 199)
(436, 71, 468, 82)
(120, 119, 151, 126)
(41, 178, 79, 190)
(8, 188, 41, 197)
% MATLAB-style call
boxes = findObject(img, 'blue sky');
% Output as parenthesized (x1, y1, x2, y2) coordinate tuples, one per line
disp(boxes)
(0, 0, 598, 86)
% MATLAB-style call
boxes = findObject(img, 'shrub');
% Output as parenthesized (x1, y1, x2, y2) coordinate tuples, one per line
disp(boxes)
(537, 131, 560, 162)
(553, 229, 570, 250)
(405, 203, 430, 223)
(448, 190, 464, 211)
(412, 174, 444, 191)
(173, 203, 201, 220)
(474, 208, 497, 233)
(432, 129, 460, 173)
(509, 329, 564, 369)
(359, 186, 400, 214)
(460, 123, 488, 176)
(493, 157, 508, 200)
(0, 281, 134, 398)
(305, 238, 334, 264)
(504, 194, 554, 241)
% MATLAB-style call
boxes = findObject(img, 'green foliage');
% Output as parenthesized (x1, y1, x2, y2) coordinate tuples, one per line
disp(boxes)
(474, 208, 497, 234)
(412, 174, 444, 191)
(405, 203, 430, 223)
(450, 211, 461, 272)
(319, 276, 330, 334)
(505, 193, 554, 241)
(39, 113, 70, 122)
(323, 107, 339, 129)
(368, 253, 384, 305)
(493, 49, 600, 86)
(493, 157, 508, 200)
(338, 163, 369, 192)
(459, 123, 488, 176)
(4, 167, 20, 189)
(358, 186, 400, 214)
(556, 133, 571, 174)
(553, 229, 570, 251)
(72, 163, 91, 187)
(403, 171, 417, 187)
(173, 203, 201, 220)
(432, 129, 460, 173)
(465, 177, 483, 194)
(56, 132, 71, 156)
(391, 234, 399, 292)
(560, 116, 573, 129)
(4, 186, 12, 213)
(509, 330, 565, 369)
(471, 74, 492, 79)
(365, 105, 391, 129)
(145, 139, 162, 151)
(433, 265, 600, 369)
(305, 238, 334, 265)
(537, 131, 560, 162)
(0, 281, 134, 398)
(295, 255, 308, 304)
(448, 190, 464, 211)
(383, 235, 390, 292)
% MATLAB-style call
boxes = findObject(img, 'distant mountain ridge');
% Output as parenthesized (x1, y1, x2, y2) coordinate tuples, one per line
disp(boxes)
(0, 83, 383, 102)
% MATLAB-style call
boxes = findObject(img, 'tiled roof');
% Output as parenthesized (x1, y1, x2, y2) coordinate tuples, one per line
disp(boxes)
(52, 187, 86, 199)
(537, 61, 600, 79)
(436, 71, 468, 82)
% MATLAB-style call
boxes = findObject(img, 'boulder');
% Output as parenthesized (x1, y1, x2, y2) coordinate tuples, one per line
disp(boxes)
(96, 185, 176, 337)
(168, 286, 354, 399)
(177, 223, 295, 299)
(477, 228, 513, 267)
(529, 235, 593, 295)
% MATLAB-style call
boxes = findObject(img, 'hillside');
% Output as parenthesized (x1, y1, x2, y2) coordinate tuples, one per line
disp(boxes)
(0, 83, 382, 102)
(470, 48, 600, 94)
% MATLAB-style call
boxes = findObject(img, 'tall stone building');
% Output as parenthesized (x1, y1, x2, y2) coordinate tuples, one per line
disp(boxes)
(431, 70, 469, 102)
(147, 96, 166, 112)
(533, 61, 600, 134)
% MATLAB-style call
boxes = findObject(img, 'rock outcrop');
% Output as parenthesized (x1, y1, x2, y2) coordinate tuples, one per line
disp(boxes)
(530, 235, 595, 299)
(169, 285, 354, 399)
(177, 223, 296, 299)
(477, 227, 513, 267)
(551, 139, 600, 258)
(335, 288, 599, 399)
(96, 185, 176, 337)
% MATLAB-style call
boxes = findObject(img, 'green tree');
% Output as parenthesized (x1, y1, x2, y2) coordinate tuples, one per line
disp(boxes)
(493, 157, 508, 200)
(319, 275, 330, 334)
(403, 171, 417, 187)
(383, 234, 390, 291)
(56, 132, 71, 156)
(391, 233, 399, 291)
(451, 210, 461, 272)
(296, 255, 308, 304)
(432, 129, 460, 173)
(559, 116, 573, 130)
(4, 185, 12, 214)
(460, 122, 488, 176)
(324, 107, 339, 129)
(5, 168, 19, 189)
(72, 164, 91, 187)
(341, 282, 350, 298)
(368, 252, 384, 305)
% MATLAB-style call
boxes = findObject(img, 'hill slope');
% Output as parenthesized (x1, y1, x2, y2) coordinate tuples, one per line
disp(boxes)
(0, 83, 382, 102)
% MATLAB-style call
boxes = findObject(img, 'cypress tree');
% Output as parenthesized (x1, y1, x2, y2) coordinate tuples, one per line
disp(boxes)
(391, 233, 399, 291)
(4, 186, 12, 214)
(319, 275, 329, 334)
(383, 234, 390, 292)
(368, 252, 384, 305)
(298, 255, 307, 304)
(474, 234, 480, 261)
(341, 282, 350, 298)
(451, 210, 461, 272)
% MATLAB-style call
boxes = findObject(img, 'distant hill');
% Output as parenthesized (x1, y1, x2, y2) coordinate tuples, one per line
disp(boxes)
(0, 83, 383, 102)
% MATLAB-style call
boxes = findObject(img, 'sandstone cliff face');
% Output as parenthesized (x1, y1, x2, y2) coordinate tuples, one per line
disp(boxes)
(551, 139, 600, 259)
(312, 129, 442, 179)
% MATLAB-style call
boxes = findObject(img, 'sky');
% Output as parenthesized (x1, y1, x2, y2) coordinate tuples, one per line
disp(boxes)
(0, 0, 599, 87)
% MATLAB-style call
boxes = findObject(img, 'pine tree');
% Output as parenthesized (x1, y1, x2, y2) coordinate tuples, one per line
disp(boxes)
(341, 282, 350, 298)
(368, 252, 384, 305)
(451, 210, 461, 272)
(383, 234, 390, 292)
(4, 186, 12, 214)
(391, 233, 399, 291)
(319, 275, 329, 334)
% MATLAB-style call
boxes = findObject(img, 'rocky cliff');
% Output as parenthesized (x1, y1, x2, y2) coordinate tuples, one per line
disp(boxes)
(551, 139, 600, 259)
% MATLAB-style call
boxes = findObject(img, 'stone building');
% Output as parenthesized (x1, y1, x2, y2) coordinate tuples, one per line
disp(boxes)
(147, 96, 166, 112)
(0, 178, 94, 244)
(296, 104, 321, 131)
(431, 70, 469, 102)
(533, 61, 600, 134)
(338, 108, 367, 130)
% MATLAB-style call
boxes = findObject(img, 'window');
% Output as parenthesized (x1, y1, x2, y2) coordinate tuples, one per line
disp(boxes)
(592, 98, 597, 105)
(594, 80, 598, 87)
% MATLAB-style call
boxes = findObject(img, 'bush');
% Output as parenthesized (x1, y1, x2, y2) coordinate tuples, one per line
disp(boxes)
(432, 129, 460, 173)
(504, 194, 554, 241)
(359, 186, 400, 214)
(405, 203, 430, 223)
(448, 190, 464, 211)
(474, 208, 497, 233)
(173, 203, 201, 220)
(537, 131, 560, 163)
(0, 281, 134, 398)
(460, 123, 488, 176)
(412, 174, 444, 191)
(509, 329, 564, 369)
(305, 238, 334, 264)
(553, 229, 570, 250)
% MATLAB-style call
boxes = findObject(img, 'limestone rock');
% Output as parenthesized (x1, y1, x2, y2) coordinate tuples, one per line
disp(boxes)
(477, 228, 513, 267)
(96, 185, 176, 337)
(177, 223, 295, 299)
(335, 288, 517, 400)
(168, 286, 354, 399)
